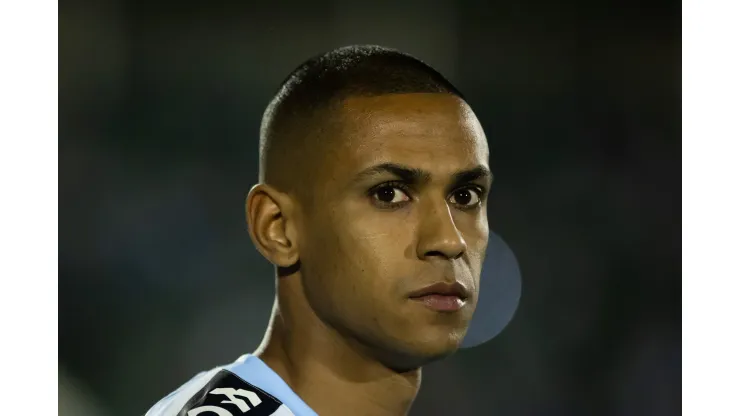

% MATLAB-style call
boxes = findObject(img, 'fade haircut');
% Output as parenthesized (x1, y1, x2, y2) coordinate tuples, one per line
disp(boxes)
(258, 45, 466, 196)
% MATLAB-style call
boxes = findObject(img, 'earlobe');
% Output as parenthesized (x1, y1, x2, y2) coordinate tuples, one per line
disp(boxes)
(245, 184, 300, 267)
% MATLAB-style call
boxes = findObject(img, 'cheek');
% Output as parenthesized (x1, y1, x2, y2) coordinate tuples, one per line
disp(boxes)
(341, 200, 416, 254)
(459, 214, 489, 279)
(455, 210, 488, 247)
(472, 219, 489, 258)
(338, 221, 409, 277)
(336, 216, 415, 299)
(308, 211, 407, 281)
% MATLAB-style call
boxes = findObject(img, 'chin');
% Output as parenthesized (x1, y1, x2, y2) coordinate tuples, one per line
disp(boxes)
(415, 330, 465, 358)
(383, 328, 467, 371)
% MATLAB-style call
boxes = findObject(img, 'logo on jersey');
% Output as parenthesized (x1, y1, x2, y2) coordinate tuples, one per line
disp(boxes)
(179, 370, 283, 416)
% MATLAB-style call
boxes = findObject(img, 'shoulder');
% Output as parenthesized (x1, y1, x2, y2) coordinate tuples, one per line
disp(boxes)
(144, 366, 295, 416)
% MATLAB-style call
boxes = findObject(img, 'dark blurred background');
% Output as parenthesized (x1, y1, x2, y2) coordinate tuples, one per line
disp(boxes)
(59, 0, 680, 415)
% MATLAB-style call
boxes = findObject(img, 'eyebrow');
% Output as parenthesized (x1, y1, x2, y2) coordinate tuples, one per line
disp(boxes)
(351, 162, 493, 188)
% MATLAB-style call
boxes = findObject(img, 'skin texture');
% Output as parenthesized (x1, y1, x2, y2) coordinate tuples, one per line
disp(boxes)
(246, 93, 491, 416)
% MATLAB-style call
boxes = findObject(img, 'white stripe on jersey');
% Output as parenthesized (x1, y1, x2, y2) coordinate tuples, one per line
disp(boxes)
(145, 368, 221, 416)
(144, 367, 296, 416)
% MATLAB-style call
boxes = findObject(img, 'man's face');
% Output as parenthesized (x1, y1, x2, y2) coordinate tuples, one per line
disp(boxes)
(297, 93, 491, 369)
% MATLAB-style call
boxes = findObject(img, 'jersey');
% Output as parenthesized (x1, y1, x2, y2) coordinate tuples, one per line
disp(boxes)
(145, 354, 318, 416)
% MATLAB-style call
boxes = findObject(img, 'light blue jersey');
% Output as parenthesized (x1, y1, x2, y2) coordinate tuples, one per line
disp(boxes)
(145, 354, 318, 416)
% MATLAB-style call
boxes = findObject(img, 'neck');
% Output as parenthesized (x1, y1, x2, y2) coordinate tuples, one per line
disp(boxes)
(254, 289, 422, 416)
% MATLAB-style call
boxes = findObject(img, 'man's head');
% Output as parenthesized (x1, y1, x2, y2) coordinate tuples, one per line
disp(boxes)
(247, 45, 491, 371)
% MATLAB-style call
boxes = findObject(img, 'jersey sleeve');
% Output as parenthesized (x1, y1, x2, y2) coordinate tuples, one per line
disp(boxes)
(144, 368, 295, 416)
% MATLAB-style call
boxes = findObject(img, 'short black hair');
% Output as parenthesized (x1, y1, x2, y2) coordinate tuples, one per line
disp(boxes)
(258, 45, 465, 188)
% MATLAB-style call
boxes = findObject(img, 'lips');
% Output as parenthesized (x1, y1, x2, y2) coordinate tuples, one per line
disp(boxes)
(407, 281, 470, 300)
(411, 294, 465, 312)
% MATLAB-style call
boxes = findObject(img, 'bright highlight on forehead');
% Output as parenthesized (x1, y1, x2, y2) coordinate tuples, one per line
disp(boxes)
(339, 93, 484, 134)
(336, 93, 490, 168)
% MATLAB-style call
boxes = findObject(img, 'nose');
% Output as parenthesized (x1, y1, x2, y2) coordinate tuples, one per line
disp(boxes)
(416, 201, 467, 261)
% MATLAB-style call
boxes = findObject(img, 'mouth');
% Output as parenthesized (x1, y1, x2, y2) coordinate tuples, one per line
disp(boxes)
(408, 282, 469, 312)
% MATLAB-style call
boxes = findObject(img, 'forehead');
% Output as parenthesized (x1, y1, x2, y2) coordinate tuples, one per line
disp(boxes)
(330, 93, 489, 177)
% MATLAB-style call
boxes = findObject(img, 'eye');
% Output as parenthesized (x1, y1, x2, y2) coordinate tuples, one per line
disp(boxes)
(449, 187, 482, 207)
(372, 185, 411, 205)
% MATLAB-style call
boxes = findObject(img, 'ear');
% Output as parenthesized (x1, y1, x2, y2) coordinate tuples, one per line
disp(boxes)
(245, 184, 300, 268)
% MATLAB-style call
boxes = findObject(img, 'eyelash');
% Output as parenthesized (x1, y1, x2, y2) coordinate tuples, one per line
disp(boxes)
(368, 181, 486, 210)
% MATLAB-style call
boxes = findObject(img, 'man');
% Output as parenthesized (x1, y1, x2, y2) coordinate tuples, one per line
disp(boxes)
(146, 44, 492, 416)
